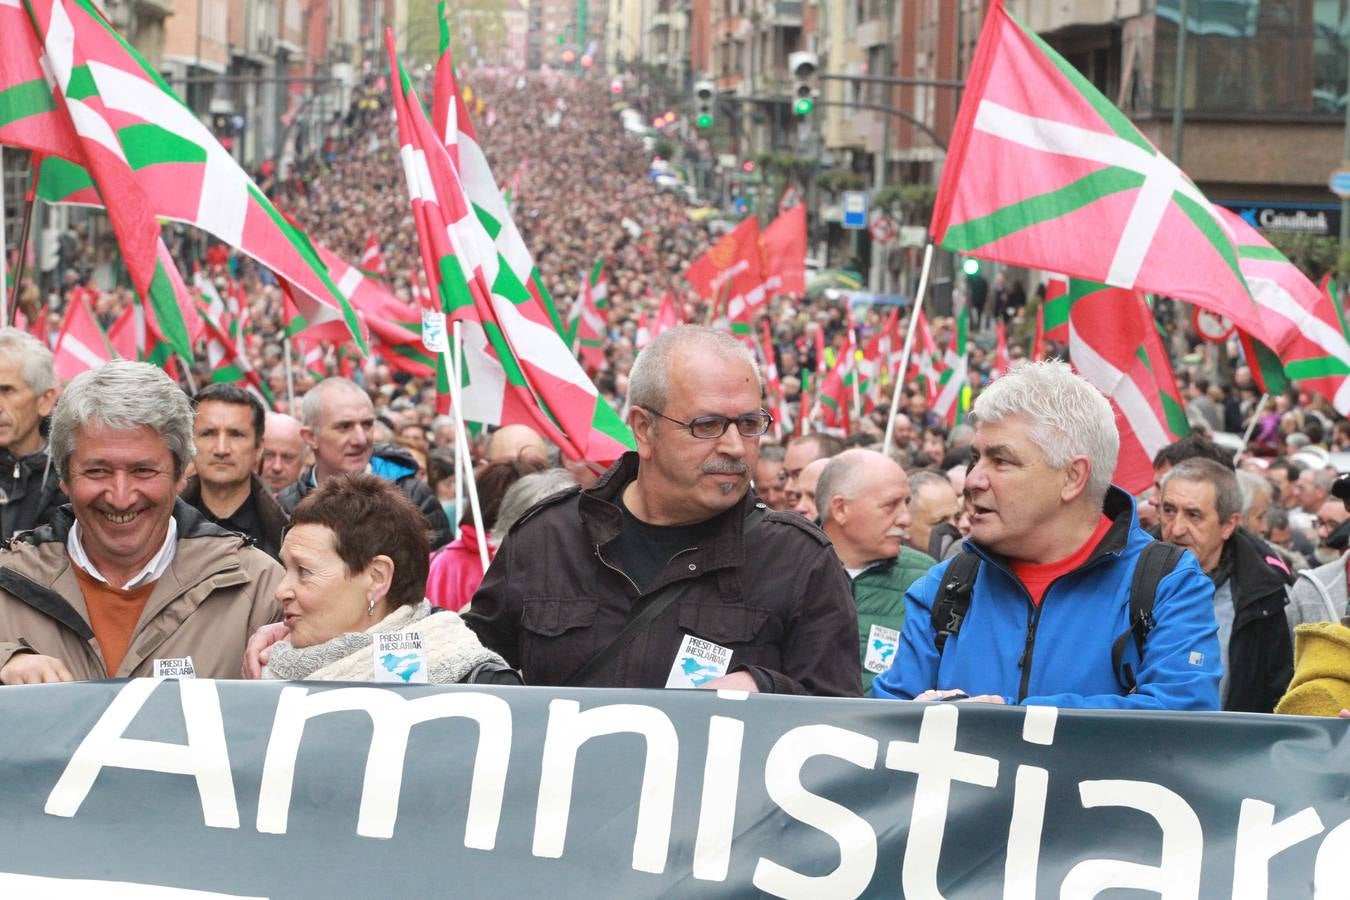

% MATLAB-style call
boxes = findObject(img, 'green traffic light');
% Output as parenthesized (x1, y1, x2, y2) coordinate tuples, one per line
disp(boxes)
(962, 258, 981, 276)
(696, 113, 713, 128)
(793, 97, 814, 116)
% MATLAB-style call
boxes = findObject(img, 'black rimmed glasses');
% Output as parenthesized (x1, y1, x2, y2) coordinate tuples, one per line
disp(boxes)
(644, 408, 774, 440)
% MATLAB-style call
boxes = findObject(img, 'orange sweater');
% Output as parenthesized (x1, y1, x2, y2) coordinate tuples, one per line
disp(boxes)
(73, 565, 156, 676)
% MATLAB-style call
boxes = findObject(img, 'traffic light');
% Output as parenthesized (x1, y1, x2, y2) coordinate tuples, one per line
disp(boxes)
(693, 79, 715, 129)
(962, 257, 981, 277)
(789, 51, 818, 116)
(741, 160, 755, 173)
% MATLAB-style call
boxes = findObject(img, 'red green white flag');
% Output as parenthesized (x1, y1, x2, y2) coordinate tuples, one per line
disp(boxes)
(931, 0, 1268, 339)
(313, 242, 435, 379)
(431, 5, 566, 338)
(388, 29, 633, 463)
(1065, 282, 1189, 495)
(5, 0, 366, 355)
(565, 258, 608, 371)
(1215, 208, 1350, 413)
(933, 300, 970, 427)
(52, 292, 111, 380)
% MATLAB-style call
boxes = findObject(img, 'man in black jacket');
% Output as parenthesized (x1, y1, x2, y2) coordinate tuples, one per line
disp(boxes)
(0, 328, 63, 542)
(181, 384, 288, 560)
(463, 326, 860, 696)
(277, 377, 450, 548)
(1159, 457, 1293, 712)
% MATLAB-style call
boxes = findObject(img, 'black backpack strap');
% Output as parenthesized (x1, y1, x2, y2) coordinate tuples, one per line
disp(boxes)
(1112, 541, 1187, 693)
(563, 502, 768, 687)
(930, 551, 981, 654)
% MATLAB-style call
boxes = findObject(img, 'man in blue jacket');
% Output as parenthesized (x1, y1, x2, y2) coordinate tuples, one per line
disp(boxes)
(871, 360, 1222, 710)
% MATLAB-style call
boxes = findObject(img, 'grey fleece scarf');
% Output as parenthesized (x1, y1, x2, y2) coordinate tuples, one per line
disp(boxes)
(263, 600, 505, 684)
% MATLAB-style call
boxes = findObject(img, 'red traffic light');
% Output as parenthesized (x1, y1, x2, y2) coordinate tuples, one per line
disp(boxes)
(580, 54, 594, 68)
(741, 160, 755, 173)
(610, 78, 623, 93)
(561, 49, 576, 63)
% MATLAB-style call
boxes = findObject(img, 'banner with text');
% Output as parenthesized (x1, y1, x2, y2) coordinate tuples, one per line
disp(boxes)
(0, 680, 1345, 898)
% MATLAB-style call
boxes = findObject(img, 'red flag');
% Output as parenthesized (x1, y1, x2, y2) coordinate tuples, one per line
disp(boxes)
(684, 217, 764, 319)
(992, 320, 1010, 379)
(653, 290, 681, 337)
(760, 205, 807, 298)
(53, 295, 112, 381)
(1066, 284, 1190, 495)
(360, 233, 389, 277)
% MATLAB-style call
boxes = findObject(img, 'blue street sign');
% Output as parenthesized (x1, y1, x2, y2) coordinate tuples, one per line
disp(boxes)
(842, 191, 868, 230)
(1331, 169, 1350, 200)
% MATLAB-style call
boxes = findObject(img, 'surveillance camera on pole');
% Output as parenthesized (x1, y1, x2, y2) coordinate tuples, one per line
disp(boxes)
(789, 51, 818, 116)
(693, 79, 716, 129)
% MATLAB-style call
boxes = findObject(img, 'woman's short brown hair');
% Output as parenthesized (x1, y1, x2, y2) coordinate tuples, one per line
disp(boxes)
(289, 473, 430, 609)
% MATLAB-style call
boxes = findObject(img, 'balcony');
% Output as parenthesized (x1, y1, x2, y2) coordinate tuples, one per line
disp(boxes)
(652, 11, 670, 29)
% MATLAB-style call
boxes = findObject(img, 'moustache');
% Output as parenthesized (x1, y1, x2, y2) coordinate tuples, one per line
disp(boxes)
(702, 459, 749, 476)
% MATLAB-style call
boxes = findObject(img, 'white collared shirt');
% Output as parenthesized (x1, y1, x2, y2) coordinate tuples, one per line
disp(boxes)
(68, 518, 178, 590)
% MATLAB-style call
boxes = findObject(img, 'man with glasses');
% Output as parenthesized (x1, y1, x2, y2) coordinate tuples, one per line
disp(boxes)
(462, 326, 861, 695)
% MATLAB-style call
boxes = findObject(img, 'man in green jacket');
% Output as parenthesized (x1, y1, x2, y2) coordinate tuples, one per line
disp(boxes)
(817, 448, 937, 692)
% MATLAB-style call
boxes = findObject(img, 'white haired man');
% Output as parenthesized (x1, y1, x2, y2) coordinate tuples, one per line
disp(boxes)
(0, 328, 62, 541)
(0, 361, 282, 683)
(816, 449, 935, 693)
(872, 360, 1222, 710)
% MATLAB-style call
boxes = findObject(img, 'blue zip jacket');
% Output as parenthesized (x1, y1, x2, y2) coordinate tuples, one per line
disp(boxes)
(870, 487, 1222, 710)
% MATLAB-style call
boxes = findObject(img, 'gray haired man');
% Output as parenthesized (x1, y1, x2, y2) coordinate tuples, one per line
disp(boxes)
(1159, 457, 1293, 712)
(0, 361, 282, 683)
(464, 326, 861, 695)
(0, 328, 62, 541)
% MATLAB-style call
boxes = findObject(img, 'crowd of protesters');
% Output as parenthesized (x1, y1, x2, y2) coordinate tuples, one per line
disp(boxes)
(3, 68, 1350, 714)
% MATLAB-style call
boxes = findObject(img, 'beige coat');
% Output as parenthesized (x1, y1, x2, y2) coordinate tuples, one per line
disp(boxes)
(0, 501, 282, 680)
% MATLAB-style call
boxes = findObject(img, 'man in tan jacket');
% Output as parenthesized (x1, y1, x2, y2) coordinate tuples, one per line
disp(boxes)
(0, 361, 281, 683)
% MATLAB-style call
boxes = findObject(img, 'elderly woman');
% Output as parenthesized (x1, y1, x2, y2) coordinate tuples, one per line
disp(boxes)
(257, 473, 518, 684)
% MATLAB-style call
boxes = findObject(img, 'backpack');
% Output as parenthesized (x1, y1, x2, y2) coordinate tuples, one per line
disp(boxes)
(930, 540, 1188, 693)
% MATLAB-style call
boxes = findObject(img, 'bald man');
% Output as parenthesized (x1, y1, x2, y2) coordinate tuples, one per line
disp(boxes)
(484, 424, 552, 468)
(792, 457, 830, 522)
(259, 412, 308, 494)
(816, 449, 936, 692)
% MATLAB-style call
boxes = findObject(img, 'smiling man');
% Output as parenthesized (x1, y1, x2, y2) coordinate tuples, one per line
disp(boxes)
(0, 362, 281, 683)
(871, 360, 1222, 710)
(277, 377, 450, 548)
(180, 384, 287, 560)
(462, 326, 860, 695)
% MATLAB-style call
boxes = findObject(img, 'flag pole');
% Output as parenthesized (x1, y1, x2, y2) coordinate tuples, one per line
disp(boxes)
(283, 336, 296, 413)
(5, 153, 41, 328)
(450, 320, 490, 571)
(451, 335, 464, 533)
(884, 243, 934, 452)
(179, 355, 198, 393)
(1237, 392, 1269, 460)
(1, 147, 8, 328)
